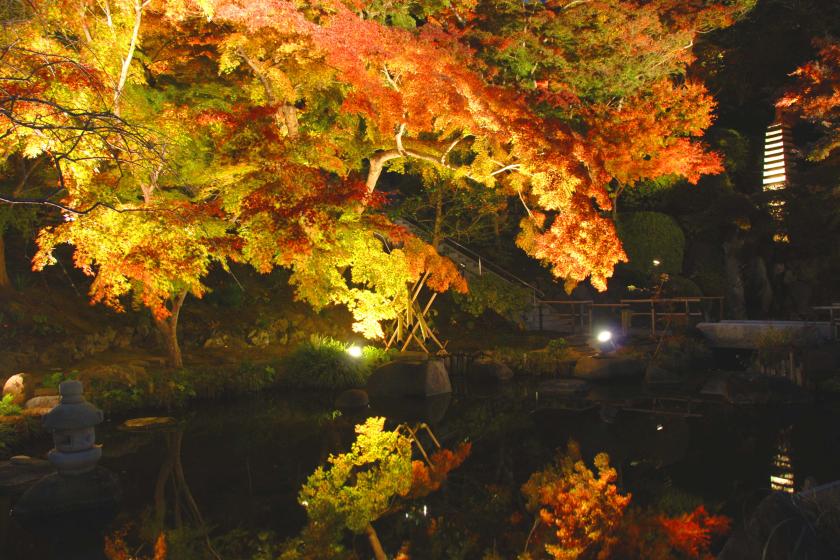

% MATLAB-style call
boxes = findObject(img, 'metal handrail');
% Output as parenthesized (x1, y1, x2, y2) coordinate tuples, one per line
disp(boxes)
(396, 217, 545, 297)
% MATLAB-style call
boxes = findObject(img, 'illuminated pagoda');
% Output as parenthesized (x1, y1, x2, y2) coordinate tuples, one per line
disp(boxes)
(761, 120, 795, 242)
(769, 426, 795, 493)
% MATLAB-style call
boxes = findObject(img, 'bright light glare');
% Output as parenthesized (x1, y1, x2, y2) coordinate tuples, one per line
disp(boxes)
(347, 345, 363, 358)
(652, 259, 661, 266)
(656, 424, 664, 431)
(596, 330, 612, 343)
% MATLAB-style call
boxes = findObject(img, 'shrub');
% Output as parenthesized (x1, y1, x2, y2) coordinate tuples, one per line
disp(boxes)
(86, 362, 281, 414)
(0, 421, 13, 453)
(618, 212, 685, 278)
(650, 334, 713, 375)
(662, 275, 703, 297)
(490, 338, 573, 376)
(282, 335, 391, 390)
(755, 329, 800, 369)
(42, 370, 77, 389)
(452, 273, 532, 324)
(206, 283, 245, 308)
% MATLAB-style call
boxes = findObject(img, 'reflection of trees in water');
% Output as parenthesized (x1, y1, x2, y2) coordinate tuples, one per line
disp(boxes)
(129, 420, 220, 559)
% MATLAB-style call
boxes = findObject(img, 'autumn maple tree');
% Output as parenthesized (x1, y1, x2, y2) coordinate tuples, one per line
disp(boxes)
(0, 0, 754, 365)
(778, 39, 840, 161)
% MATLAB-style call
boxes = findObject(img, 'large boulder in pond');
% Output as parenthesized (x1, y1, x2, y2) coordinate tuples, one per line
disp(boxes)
(367, 359, 451, 398)
(0, 456, 54, 497)
(573, 356, 644, 381)
(370, 393, 452, 424)
(538, 378, 591, 397)
(722, 372, 813, 405)
(24, 395, 60, 413)
(644, 364, 684, 386)
(335, 389, 369, 409)
(466, 357, 514, 383)
(718, 487, 840, 560)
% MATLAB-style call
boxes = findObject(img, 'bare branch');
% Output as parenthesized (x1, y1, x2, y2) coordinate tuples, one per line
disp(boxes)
(0, 194, 150, 215)
(383, 63, 401, 91)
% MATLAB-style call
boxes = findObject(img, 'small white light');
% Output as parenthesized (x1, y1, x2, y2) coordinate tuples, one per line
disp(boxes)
(422, 505, 428, 517)
(596, 330, 612, 344)
(652, 259, 661, 267)
(656, 424, 663, 431)
(347, 345, 363, 358)
(301, 500, 308, 507)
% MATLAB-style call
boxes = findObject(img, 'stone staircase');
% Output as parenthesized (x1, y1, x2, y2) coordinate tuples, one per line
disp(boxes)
(396, 218, 584, 334)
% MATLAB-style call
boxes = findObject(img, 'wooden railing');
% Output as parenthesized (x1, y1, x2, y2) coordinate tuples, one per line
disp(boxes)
(528, 296, 725, 335)
(619, 297, 724, 336)
(812, 303, 840, 340)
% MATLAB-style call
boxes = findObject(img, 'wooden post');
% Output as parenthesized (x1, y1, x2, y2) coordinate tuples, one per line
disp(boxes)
(650, 301, 656, 337)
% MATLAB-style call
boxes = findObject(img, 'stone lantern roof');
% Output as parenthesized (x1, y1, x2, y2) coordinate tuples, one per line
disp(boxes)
(43, 380, 103, 432)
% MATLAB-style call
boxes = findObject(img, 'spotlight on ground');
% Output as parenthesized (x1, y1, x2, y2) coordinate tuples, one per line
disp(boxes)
(596, 330, 613, 344)
(347, 345, 363, 358)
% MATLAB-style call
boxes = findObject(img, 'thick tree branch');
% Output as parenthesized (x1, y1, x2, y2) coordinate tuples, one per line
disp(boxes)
(365, 139, 528, 194)
(366, 147, 456, 194)
(236, 47, 299, 138)
(114, 0, 150, 116)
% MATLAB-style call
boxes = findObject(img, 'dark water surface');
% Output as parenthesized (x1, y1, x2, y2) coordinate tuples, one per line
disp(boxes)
(4, 382, 840, 559)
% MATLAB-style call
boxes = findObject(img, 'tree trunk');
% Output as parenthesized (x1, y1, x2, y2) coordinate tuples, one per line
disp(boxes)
(154, 290, 187, 368)
(492, 213, 502, 251)
(432, 188, 444, 248)
(723, 235, 747, 319)
(612, 186, 624, 223)
(747, 256, 773, 318)
(0, 234, 11, 291)
(364, 523, 388, 560)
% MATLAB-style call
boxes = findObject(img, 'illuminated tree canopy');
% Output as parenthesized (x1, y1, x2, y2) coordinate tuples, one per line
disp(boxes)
(778, 39, 840, 161)
(0, 0, 750, 364)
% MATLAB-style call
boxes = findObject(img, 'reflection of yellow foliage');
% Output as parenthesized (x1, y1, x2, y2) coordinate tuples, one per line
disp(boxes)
(298, 417, 414, 533)
(289, 418, 470, 559)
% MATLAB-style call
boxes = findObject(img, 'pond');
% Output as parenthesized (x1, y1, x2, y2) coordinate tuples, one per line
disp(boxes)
(4, 380, 840, 559)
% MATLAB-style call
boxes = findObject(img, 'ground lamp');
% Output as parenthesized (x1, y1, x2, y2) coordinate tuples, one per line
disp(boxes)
(594, 329, 617, 355)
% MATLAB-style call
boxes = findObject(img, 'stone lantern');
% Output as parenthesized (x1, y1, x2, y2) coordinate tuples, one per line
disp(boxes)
(42, 380, 104, 475)
(12, 379, 119, 560)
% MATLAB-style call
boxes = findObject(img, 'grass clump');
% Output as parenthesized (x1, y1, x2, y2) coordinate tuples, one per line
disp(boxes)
(0, 394, 22, 416)
(87, 362, 281, 414)
(282, 335, 391, 390)
(490, 338, 575, 376)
